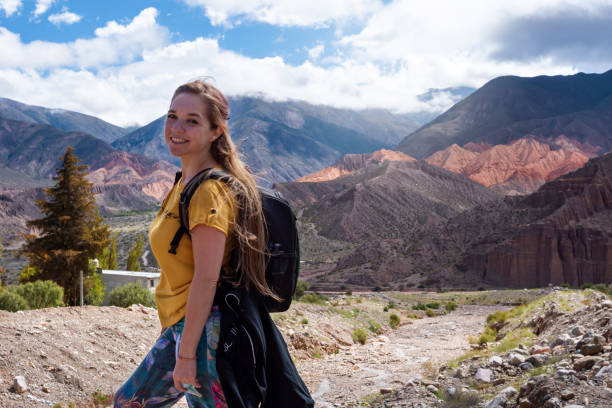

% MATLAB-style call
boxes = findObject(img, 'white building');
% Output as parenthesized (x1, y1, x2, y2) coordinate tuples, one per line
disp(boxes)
(100, 270, 160, 294)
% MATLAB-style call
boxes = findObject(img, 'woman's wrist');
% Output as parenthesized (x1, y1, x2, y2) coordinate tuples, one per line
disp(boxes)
(177, 353, 197, 361)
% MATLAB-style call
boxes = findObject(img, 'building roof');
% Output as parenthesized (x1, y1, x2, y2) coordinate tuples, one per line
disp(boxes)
(101, 270, 160, 278)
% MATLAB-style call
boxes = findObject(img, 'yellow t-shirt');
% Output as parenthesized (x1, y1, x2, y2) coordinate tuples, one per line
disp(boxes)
(150, 177, 235, 328)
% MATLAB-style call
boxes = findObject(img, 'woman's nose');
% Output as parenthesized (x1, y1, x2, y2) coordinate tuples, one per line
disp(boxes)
(170, 119, 185, 132)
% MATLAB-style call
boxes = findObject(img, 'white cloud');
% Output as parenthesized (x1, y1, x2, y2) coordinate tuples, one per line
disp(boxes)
(0, 2, 610, 127)
(0, 8, 169, 69)
(0, 0, 21, 16)
(307, 44, 324, 60)
(182, 0, 383, 27)
(48, 9, 82, 26)
(34, 0, 55, 17)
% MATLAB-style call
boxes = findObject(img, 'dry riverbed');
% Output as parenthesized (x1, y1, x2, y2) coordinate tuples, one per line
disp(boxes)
(0, 291, 522, 407)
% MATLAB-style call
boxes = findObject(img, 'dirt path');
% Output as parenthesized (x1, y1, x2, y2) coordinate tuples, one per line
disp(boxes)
(295, 305, 501, 407)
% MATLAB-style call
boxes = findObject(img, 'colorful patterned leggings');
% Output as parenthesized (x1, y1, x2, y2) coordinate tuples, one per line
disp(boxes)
(113, 306, 227, 408)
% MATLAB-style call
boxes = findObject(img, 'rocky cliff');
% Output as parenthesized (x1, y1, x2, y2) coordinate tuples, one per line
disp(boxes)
(462, 152, 612, 287)
(296, 149, 415, 182)
(426, 138, 590, 195)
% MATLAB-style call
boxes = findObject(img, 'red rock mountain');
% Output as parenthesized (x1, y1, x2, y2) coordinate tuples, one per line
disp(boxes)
(296, 149, 415, 182)
(460, 152, 612, 287)
(426, 138, 590, 195)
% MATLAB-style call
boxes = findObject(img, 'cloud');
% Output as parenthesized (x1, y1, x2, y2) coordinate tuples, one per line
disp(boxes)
(491, 5, 612, 72)
(307, 44, 324, 60)
(0, 7, 169, 69)
(0, 3, 610, 128)
(48, 9, 82, 26)
(337, 0, 611, 89)
(34, 0, 55, 17)
(181, 0, 383, 27)
(0, 0, 21, 16)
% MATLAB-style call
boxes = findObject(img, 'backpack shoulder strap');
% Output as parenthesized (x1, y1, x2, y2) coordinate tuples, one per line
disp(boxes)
(168, 168, 233, 254)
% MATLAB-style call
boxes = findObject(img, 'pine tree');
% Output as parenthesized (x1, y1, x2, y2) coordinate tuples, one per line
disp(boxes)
(126, 234, 144, 271)
(19, 147, 110, 305)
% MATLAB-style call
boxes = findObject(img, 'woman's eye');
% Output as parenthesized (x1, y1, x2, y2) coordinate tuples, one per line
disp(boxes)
(188, 119, 199, 124)
(167, 113, 177, 119)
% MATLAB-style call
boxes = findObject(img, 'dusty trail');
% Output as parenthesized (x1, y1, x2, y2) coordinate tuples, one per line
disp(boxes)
(295, 305, 501, 407)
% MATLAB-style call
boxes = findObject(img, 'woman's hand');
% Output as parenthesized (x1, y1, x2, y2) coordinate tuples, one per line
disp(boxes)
(173, 358, 200, 393)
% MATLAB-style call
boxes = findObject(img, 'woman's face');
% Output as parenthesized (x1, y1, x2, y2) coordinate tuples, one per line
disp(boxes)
(164, 92, 221, 159)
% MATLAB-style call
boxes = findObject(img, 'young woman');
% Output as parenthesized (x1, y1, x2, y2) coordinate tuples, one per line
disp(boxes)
(114, 80, 279, 407)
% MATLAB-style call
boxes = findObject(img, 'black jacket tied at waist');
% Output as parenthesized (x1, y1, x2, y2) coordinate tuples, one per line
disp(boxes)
(214, 283, 314, 408)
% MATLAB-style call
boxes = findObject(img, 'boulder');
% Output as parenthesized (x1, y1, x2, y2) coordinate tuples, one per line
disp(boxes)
(488, 355, 503, 367)
(519, 362, 535, 371)
(530, 345, 552, 355)
(485, 386, 518, 408)
(526, 354, 549, 367)
(426, 384, 438, 394)
(573, 356, 603, 371)
(508, 352, 526, 366)
(475, 368, 492, 383)
(13, 376, 27, 394)
(580, 343, 604, 355)
(570, 326, 585, 337)
(550, 334, 571, 348)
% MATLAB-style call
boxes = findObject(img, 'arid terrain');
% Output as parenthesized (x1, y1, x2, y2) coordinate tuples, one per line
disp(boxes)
(5, 287, 610, 407)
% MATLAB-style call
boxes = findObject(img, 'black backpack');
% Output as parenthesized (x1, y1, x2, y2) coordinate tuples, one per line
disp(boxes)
(167, 168, 300, 312)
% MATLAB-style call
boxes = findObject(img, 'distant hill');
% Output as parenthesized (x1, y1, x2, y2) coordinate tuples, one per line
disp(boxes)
(113, 96, 431, 184)
(276, 160, 500, 288)
(397, 70, 612, 158)
(0, 97, 127, 144)
(425, 137, 590, 195)
(0, 118, 177, 244)
(296, 149, 415, 183)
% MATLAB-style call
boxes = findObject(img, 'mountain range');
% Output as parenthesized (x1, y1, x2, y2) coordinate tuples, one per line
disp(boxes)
(0, 97, 128, 144)
(397, 69, 612, 159)
(282, 152, 611, 289)
(112, 96, 429, 184)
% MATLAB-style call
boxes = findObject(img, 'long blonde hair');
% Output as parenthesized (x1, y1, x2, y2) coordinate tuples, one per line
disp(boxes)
(171, 79, 277, 299)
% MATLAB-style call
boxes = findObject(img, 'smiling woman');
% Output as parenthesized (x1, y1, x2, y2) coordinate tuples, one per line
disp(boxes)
(113, 79, 314, 407)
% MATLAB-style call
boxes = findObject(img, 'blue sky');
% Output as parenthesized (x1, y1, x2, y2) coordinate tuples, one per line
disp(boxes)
(1, 0, 611, 126)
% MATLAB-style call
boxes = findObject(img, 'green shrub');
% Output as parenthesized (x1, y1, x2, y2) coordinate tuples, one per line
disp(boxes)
(441, 388, 480, 407)
(425, 302, 440, 309)
(13, 280, 64, 309)
(412, 302, 427, 311)
(300, 318, 308, 325)
(486, 310, 508, 328)
(84, 272, 105, 306)
(383, 306, 389, 312)
(0, 290, 29, 312)
(387, 301, 397, 309)
(368, 320, 382, 334)
(294, 280, 309, 299)
(477, 326, 498, 345)
(300, 293, 329, 305)
(18, 266, 41, 284)
(389, 313, 400, 329)
(109, 283, 155, 308)
(445, 301, 457, 311)
(373, 286, 382, 292)
(425, 309, 436, 317)
(352, 328, 367, 344)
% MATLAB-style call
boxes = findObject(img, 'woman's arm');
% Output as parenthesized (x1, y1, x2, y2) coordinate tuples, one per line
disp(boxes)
(173, 224, 226, 392)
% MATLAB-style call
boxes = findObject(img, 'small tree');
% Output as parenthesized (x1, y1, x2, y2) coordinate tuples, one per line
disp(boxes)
(19, 147, 110, 305)
(108, 232, 118, 270)
(126, 234, 144, 271)
(84, 260, 105, 306)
